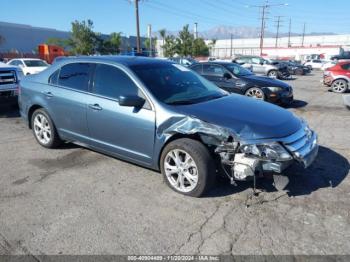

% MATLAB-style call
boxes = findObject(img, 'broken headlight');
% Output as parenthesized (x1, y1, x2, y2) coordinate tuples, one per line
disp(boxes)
(240, 142, 292, 161)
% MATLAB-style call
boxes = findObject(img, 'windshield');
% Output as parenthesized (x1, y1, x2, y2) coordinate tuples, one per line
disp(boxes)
(131, 63, 227, 105)
(24, 60, 48, 67)
(225, 63, 253, 76)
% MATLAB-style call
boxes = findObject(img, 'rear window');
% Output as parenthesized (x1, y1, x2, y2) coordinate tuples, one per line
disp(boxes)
(58, 63, 93, 92)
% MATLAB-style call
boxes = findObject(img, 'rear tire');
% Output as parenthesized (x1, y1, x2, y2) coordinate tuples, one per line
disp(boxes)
(31, 108, 62, 148)
(160, 138, 215, 197)
(331, 79, 348, 93)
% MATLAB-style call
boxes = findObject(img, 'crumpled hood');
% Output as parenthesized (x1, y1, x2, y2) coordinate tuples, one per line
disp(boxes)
(240, 75, 290, 89)
(172, 94, 301, 141)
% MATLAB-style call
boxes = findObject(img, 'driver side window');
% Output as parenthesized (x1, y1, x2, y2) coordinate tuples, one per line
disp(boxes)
(93, 64, 139, 99)
(251, 58, 261, 64)
(92, 64, 151, 109)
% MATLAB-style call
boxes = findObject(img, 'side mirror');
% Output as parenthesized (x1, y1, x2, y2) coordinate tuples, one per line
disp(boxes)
(19, 64, 24, 68)
(118, 95, 145, 107)
(223, 72, 232, 80)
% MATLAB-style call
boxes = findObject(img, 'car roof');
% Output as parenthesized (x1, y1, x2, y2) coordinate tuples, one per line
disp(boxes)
(12, 58, 42, 61)
(197, 61, 237, 66)
(56, 55, 173, 67)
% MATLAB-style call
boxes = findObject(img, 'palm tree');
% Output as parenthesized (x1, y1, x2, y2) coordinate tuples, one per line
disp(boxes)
(159, 29, 166, 46)
(159, 29, 166, 57)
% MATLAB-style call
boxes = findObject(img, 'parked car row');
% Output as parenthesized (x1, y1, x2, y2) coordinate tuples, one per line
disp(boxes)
(17, 56, 319, 197)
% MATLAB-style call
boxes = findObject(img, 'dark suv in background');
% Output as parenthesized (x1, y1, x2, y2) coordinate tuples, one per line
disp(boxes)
(190, 62, 293, 105)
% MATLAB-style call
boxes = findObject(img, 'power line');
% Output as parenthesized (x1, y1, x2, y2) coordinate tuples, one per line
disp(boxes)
(246, 1, 288, 56)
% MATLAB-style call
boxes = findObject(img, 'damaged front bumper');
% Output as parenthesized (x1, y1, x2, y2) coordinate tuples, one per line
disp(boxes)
(158, 115, 318, 182)
(216, 123, 318, 181)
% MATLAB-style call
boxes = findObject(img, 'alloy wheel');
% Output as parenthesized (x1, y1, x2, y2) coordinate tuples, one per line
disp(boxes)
(332, 80, 348, 93)
(33, 113, 52, 145)
(245, 88, 265, 100)
(164, 149, 199, 193)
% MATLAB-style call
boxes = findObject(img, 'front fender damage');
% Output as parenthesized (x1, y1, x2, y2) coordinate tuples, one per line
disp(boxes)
(157, 116, 263, 182)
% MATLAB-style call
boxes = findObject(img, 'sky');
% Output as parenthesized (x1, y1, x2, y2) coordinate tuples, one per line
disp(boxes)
(1, 0, 350, 36)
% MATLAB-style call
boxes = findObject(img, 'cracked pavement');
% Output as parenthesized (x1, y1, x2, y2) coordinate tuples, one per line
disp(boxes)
(0, 72, 349, 255)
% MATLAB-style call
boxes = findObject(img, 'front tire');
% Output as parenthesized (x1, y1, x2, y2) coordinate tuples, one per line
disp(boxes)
(267, 70, 278, 78)
(245, 87, 266, 100)
(331, 79, 348, 93)
(31, 108, 62, 148)
(160, 138, 215, 197)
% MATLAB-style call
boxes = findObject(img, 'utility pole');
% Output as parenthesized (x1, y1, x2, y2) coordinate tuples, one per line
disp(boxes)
(194, 22, 198, 39)
(301, 22, 306, 47)
(134, 0, 141, 53)
(288, 18, 292, 47)
(246, 1, 288, 56)
(259, 5, 267, 56)
(147, 24, 152, 57)
(274, 16, 283, 48)
(230, 34, 233, 57)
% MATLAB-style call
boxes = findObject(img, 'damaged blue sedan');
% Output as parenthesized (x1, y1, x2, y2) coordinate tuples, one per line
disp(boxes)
(18, 56, 318, 197)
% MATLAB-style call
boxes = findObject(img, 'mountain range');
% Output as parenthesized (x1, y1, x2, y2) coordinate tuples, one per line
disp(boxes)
(159, 25, 337, 40)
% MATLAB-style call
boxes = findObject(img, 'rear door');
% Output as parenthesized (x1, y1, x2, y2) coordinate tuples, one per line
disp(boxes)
(47, 62, 93, 142)
(86, 63, 156, 165)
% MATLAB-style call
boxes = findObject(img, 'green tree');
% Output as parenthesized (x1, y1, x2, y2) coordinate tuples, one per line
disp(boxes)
(159, 29, 166, 46)
(69, 19, 99, 55)
(144, 37, 157, 50)
(176, 25, 194, 56)
(163, 35, 178, 57)
(192, 38, 209, 57)
(98, 32, 123, 54)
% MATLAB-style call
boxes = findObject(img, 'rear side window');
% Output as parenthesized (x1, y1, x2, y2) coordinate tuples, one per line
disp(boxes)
(49, 69, 60, 85)
(58, 63, 93, 92)
(93, 64, 138, 99)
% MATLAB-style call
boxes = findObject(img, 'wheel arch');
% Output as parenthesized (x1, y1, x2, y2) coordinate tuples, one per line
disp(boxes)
(27, 104, 44, 129)
(157, 133, 208, 171)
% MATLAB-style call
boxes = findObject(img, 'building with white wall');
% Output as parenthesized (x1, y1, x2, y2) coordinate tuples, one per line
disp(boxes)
(208, 34, 350, 60)
(156, 34, 350, 60)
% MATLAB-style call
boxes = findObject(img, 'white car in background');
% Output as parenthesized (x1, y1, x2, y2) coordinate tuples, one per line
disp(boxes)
(303, 59, 324, 70)
(7, 58, 48, 75)
(321, 61, 337, 71)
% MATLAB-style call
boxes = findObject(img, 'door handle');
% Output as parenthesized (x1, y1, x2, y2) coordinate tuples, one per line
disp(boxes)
(88, 104, 102, 111)
(43, 91, 53, 98)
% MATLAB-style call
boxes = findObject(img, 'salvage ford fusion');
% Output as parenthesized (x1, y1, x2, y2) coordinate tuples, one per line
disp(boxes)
(18, 56, 318, 197)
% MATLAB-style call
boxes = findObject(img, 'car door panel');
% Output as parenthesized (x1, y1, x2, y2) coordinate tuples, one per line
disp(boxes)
(48, 63, 93, 142)
(86, 96, 155, 164)
(86, 63, 156, 165)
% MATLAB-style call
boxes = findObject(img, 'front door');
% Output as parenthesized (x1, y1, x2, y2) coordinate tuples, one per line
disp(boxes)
(86, 63, 156, 165)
